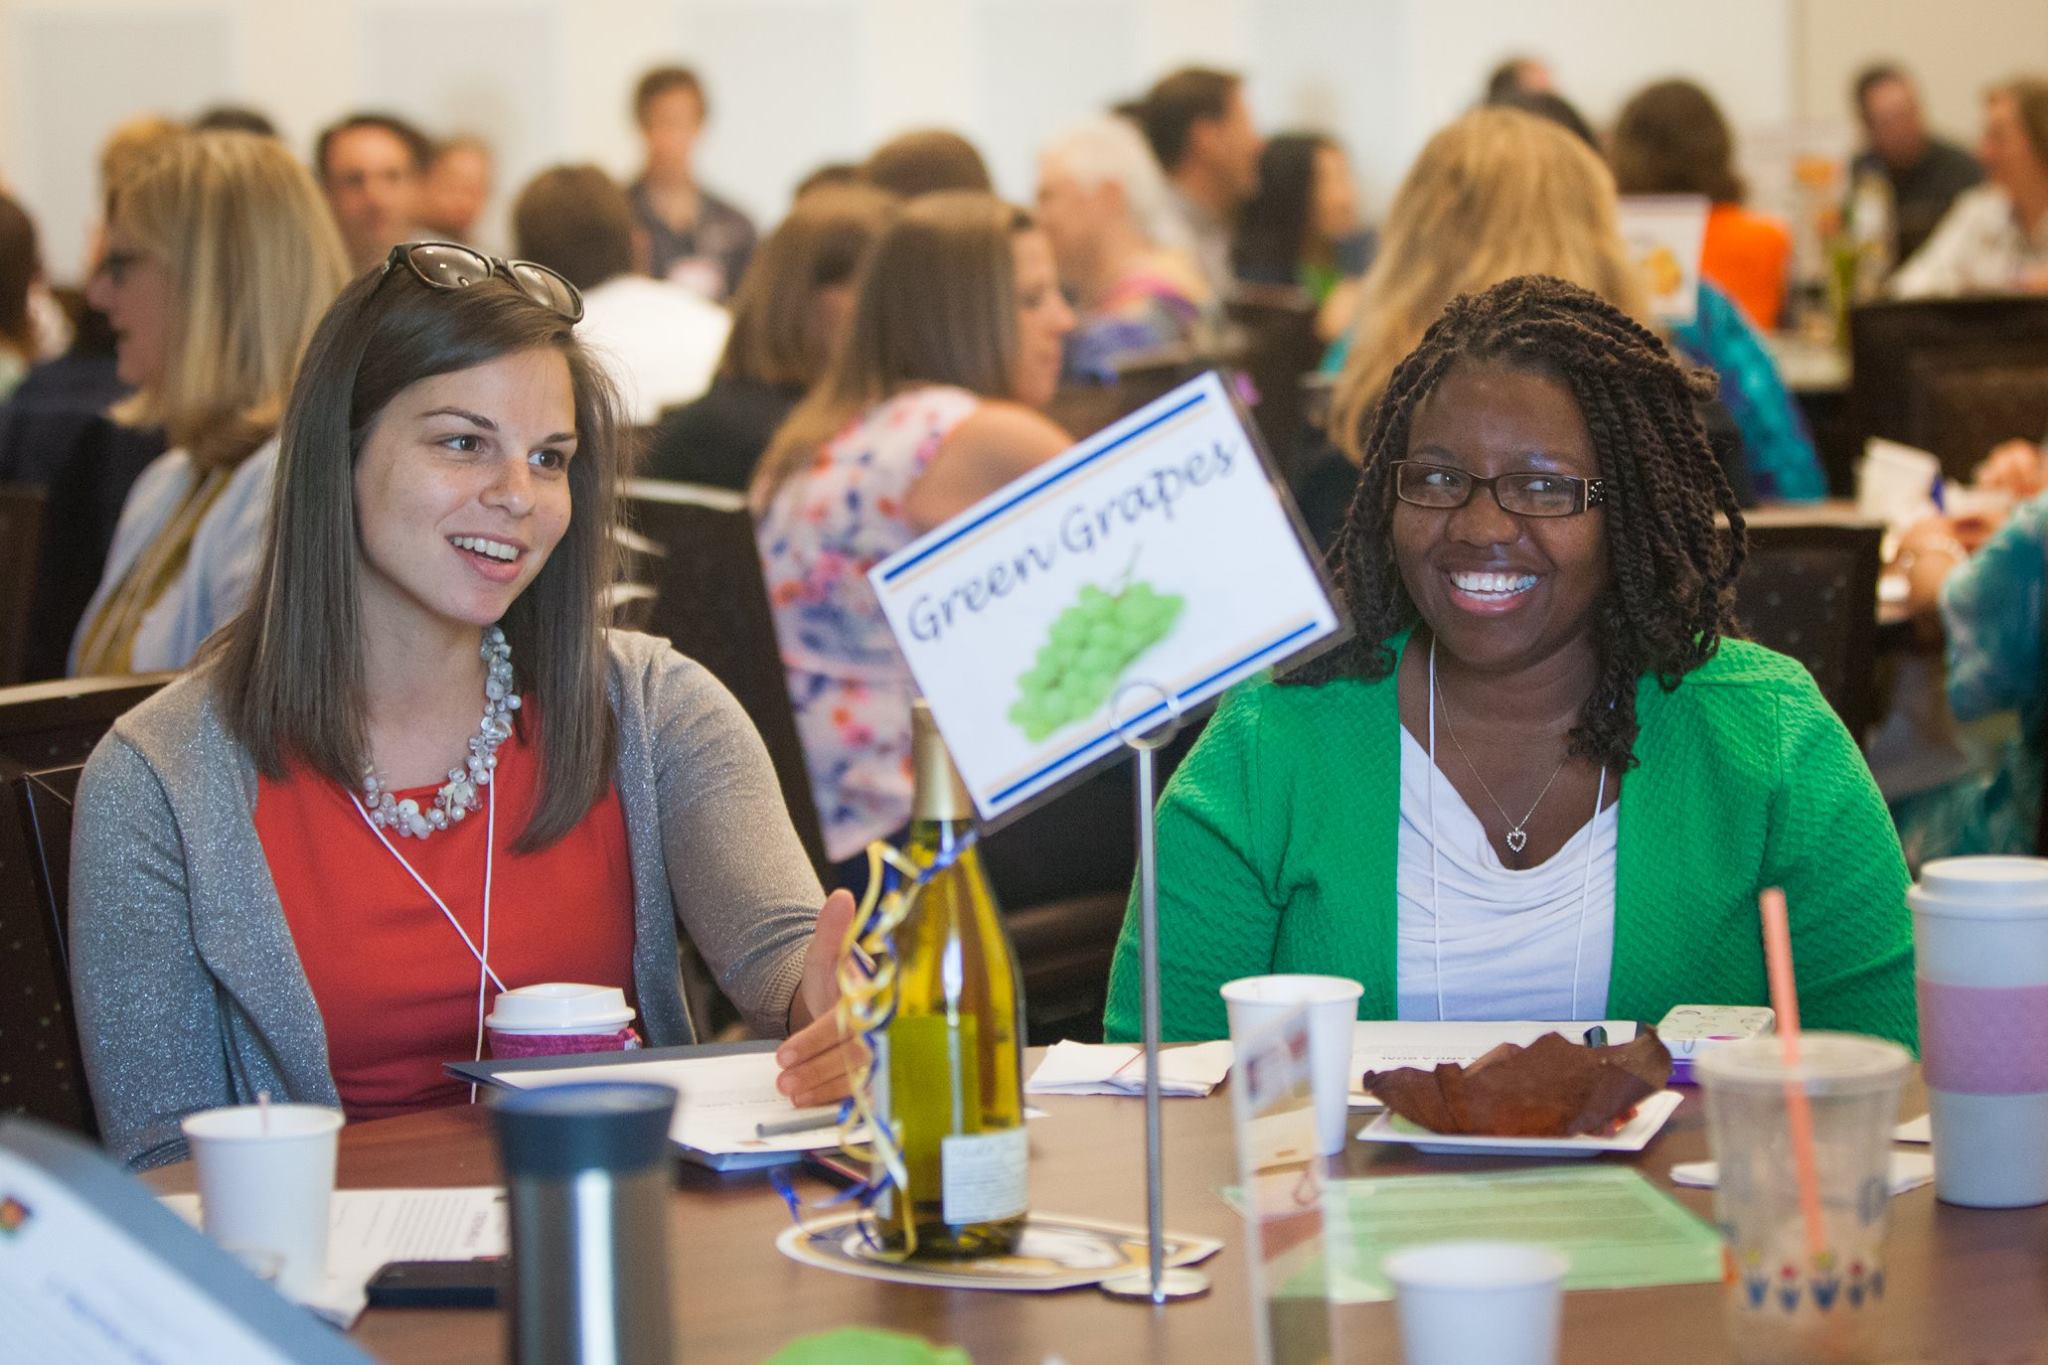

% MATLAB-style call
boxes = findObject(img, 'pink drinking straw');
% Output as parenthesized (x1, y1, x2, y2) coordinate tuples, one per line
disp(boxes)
(258, 1089, 272, 1137)
(1759, 888, 1826, 1259)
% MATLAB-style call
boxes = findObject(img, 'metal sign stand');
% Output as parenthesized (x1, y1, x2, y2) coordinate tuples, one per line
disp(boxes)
(1099, 681, 1210, 1304)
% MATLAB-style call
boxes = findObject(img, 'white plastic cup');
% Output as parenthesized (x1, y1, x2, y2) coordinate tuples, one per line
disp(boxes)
(485, 983, 638, 1061)
(180, 1103, 343, 1300)
(1907, 855, 2048, 1207)
(1221, 974, 1364, 1155)
(1383, 1240, 1567, 1365)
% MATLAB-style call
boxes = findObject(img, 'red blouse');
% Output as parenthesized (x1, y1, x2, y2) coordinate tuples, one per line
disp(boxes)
(255, 718, 636, 1122)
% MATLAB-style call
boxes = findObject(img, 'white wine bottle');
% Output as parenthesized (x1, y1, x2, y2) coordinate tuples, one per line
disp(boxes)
(875, 700, 1029, 1257)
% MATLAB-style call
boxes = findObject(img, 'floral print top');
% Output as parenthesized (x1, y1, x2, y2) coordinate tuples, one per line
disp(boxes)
(757, 385, 983, 860)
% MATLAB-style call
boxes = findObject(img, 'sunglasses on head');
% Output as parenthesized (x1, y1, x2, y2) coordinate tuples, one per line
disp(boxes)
(379, 241, 585, 323)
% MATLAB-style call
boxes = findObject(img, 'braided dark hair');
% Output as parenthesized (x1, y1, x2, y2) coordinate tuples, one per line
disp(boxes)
(1291, 274, 1745, 770)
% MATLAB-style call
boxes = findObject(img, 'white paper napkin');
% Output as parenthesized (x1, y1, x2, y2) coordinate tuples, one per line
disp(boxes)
(1669, 1151, 1934, 1196)
(1894, 1114, 1931, 1144)
(1025, 1040, 1234, 1097)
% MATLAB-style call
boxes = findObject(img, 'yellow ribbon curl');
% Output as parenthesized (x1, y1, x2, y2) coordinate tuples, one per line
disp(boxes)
(830, 837, 931, 1258)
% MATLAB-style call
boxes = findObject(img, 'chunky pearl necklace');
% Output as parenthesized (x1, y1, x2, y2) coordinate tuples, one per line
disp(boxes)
(361, 626, 519, 839)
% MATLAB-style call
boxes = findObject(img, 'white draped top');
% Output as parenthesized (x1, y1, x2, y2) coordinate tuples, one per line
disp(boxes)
(1395, 726, 1618, 1021)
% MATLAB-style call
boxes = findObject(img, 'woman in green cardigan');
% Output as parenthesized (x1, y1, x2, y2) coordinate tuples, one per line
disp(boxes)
(1105, 276, 1915, 1051)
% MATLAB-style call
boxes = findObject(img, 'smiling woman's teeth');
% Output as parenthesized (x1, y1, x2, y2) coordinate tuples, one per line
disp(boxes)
(1451, 571, 1537, 599)
(452, 535, 517, 562)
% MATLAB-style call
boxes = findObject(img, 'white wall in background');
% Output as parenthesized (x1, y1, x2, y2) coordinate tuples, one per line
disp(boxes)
(0, 0, 2035, 283)
(1794, 0, 2048, 142)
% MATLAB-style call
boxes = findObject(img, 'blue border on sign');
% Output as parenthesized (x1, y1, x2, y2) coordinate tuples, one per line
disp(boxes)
(879, 386, 1212, 584)
(986, 619, 1321, 806)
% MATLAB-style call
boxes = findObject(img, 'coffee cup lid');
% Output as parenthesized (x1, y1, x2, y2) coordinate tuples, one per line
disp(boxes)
(485, 983, 635, 1033)
(1908, 856, 2048, 920)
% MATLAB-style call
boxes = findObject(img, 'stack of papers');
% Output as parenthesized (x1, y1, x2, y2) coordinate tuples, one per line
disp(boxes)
(494, 1051, 1048, 1170)
(160, 1187, 504, 1328)
(1026, 1040, 1235, 1097)
(1349, 1020, 1639, 1106)
(498, 1052, 850, 1170)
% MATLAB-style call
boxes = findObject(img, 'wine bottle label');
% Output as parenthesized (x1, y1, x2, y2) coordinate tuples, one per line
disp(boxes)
(939, 1127, 1029, 1224)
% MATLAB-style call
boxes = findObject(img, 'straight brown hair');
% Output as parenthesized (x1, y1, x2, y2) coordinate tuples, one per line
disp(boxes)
(1996, 76, 2048, 169)
(720, 182, 896, 390)
(212, 263, 626, 851)
(751, 190, 1029, 509)
(1610, 79, 1745, 205)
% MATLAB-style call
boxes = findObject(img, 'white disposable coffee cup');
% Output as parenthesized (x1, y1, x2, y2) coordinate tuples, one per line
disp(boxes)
(180, 1103, 343, 1300)
(1384, 1240, 1568, 1365)
(1907, 856, 2048, 1207)
(485, 983, 637, 1060)
(1221, 974, 1364, 1155)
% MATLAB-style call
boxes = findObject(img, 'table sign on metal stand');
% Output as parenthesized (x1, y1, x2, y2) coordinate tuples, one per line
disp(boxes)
(1098, 682, 1208, 1304)
(860, 370, 1346, 1300)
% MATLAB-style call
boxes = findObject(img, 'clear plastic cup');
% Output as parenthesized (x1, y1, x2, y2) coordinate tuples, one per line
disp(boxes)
(1696, 1033, 1909, 1365)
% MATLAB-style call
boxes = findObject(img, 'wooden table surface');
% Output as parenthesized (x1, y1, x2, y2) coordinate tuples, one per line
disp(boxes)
(146, 1069, 2047, 1365)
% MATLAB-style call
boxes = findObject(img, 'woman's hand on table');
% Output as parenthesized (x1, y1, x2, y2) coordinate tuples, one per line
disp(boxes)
(1973, 440, 2045, 502)
(1895, 514, 1975, 615)
(777, 889, 865, 1108)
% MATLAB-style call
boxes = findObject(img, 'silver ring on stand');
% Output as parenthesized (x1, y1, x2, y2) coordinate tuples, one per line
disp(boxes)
(1109, 678, 1184, 753)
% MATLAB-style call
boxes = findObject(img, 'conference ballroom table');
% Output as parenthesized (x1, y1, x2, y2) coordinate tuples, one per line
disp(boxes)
(146, 1061, 2045, 1364)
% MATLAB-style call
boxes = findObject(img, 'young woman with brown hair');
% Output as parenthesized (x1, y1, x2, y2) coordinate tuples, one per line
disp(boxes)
(71, 245, 856, 1168)
(754, 191, 1075, 878)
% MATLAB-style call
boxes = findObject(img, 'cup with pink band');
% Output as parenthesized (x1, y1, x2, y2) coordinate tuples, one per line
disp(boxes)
(485, 983, 640, 1060)
(1908, 856, 2048, 1207)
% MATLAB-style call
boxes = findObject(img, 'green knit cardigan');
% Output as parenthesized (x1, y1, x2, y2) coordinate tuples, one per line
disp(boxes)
(1104, 633, 1917, 1052)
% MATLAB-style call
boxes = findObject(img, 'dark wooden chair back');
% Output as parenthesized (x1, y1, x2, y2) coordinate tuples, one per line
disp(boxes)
(0, 485, 46, 686)
(0, 762, 95, 1136)
(1224, 284, 1325, 481)
(1730, 520, 1884, 741)
(619, 480, 829, 877)
(1849, 298, 2048, 481)
(0, 670, 169, 1134)
(0, 673, 174, 771)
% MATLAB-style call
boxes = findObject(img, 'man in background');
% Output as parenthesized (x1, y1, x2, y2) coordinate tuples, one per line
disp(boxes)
(514, 164, 729, 425)
(316, 112, 429, 271)
(1133, 67, 1263, 294)
(419, 134, 493, 245)
(1852, 63, 1982, 266)
(1484, 55, 1555, 102)
(626, 65, 756, 302)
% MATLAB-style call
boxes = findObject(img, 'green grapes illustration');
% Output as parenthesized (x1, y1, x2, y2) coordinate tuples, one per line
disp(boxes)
(1009, 579, 1184, 742)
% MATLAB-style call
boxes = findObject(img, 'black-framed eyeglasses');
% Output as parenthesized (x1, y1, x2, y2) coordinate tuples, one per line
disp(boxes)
(379, 242, 585, 323)
(1391, 460, 1607, 518)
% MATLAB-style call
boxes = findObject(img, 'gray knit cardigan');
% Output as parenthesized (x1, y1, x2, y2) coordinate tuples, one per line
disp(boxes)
(68, 631, 823, 1169)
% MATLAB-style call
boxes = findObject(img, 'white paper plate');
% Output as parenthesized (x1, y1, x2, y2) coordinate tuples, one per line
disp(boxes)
(1354, 1089, 1685, 1158)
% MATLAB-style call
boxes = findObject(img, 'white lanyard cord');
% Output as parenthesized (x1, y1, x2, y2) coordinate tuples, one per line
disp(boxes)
(349, 779, 503, 1101)
(1427, 641, 1445, 1023)
(1426, 638, 1601, 1022)
(1571, 768, 1607, 1020)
